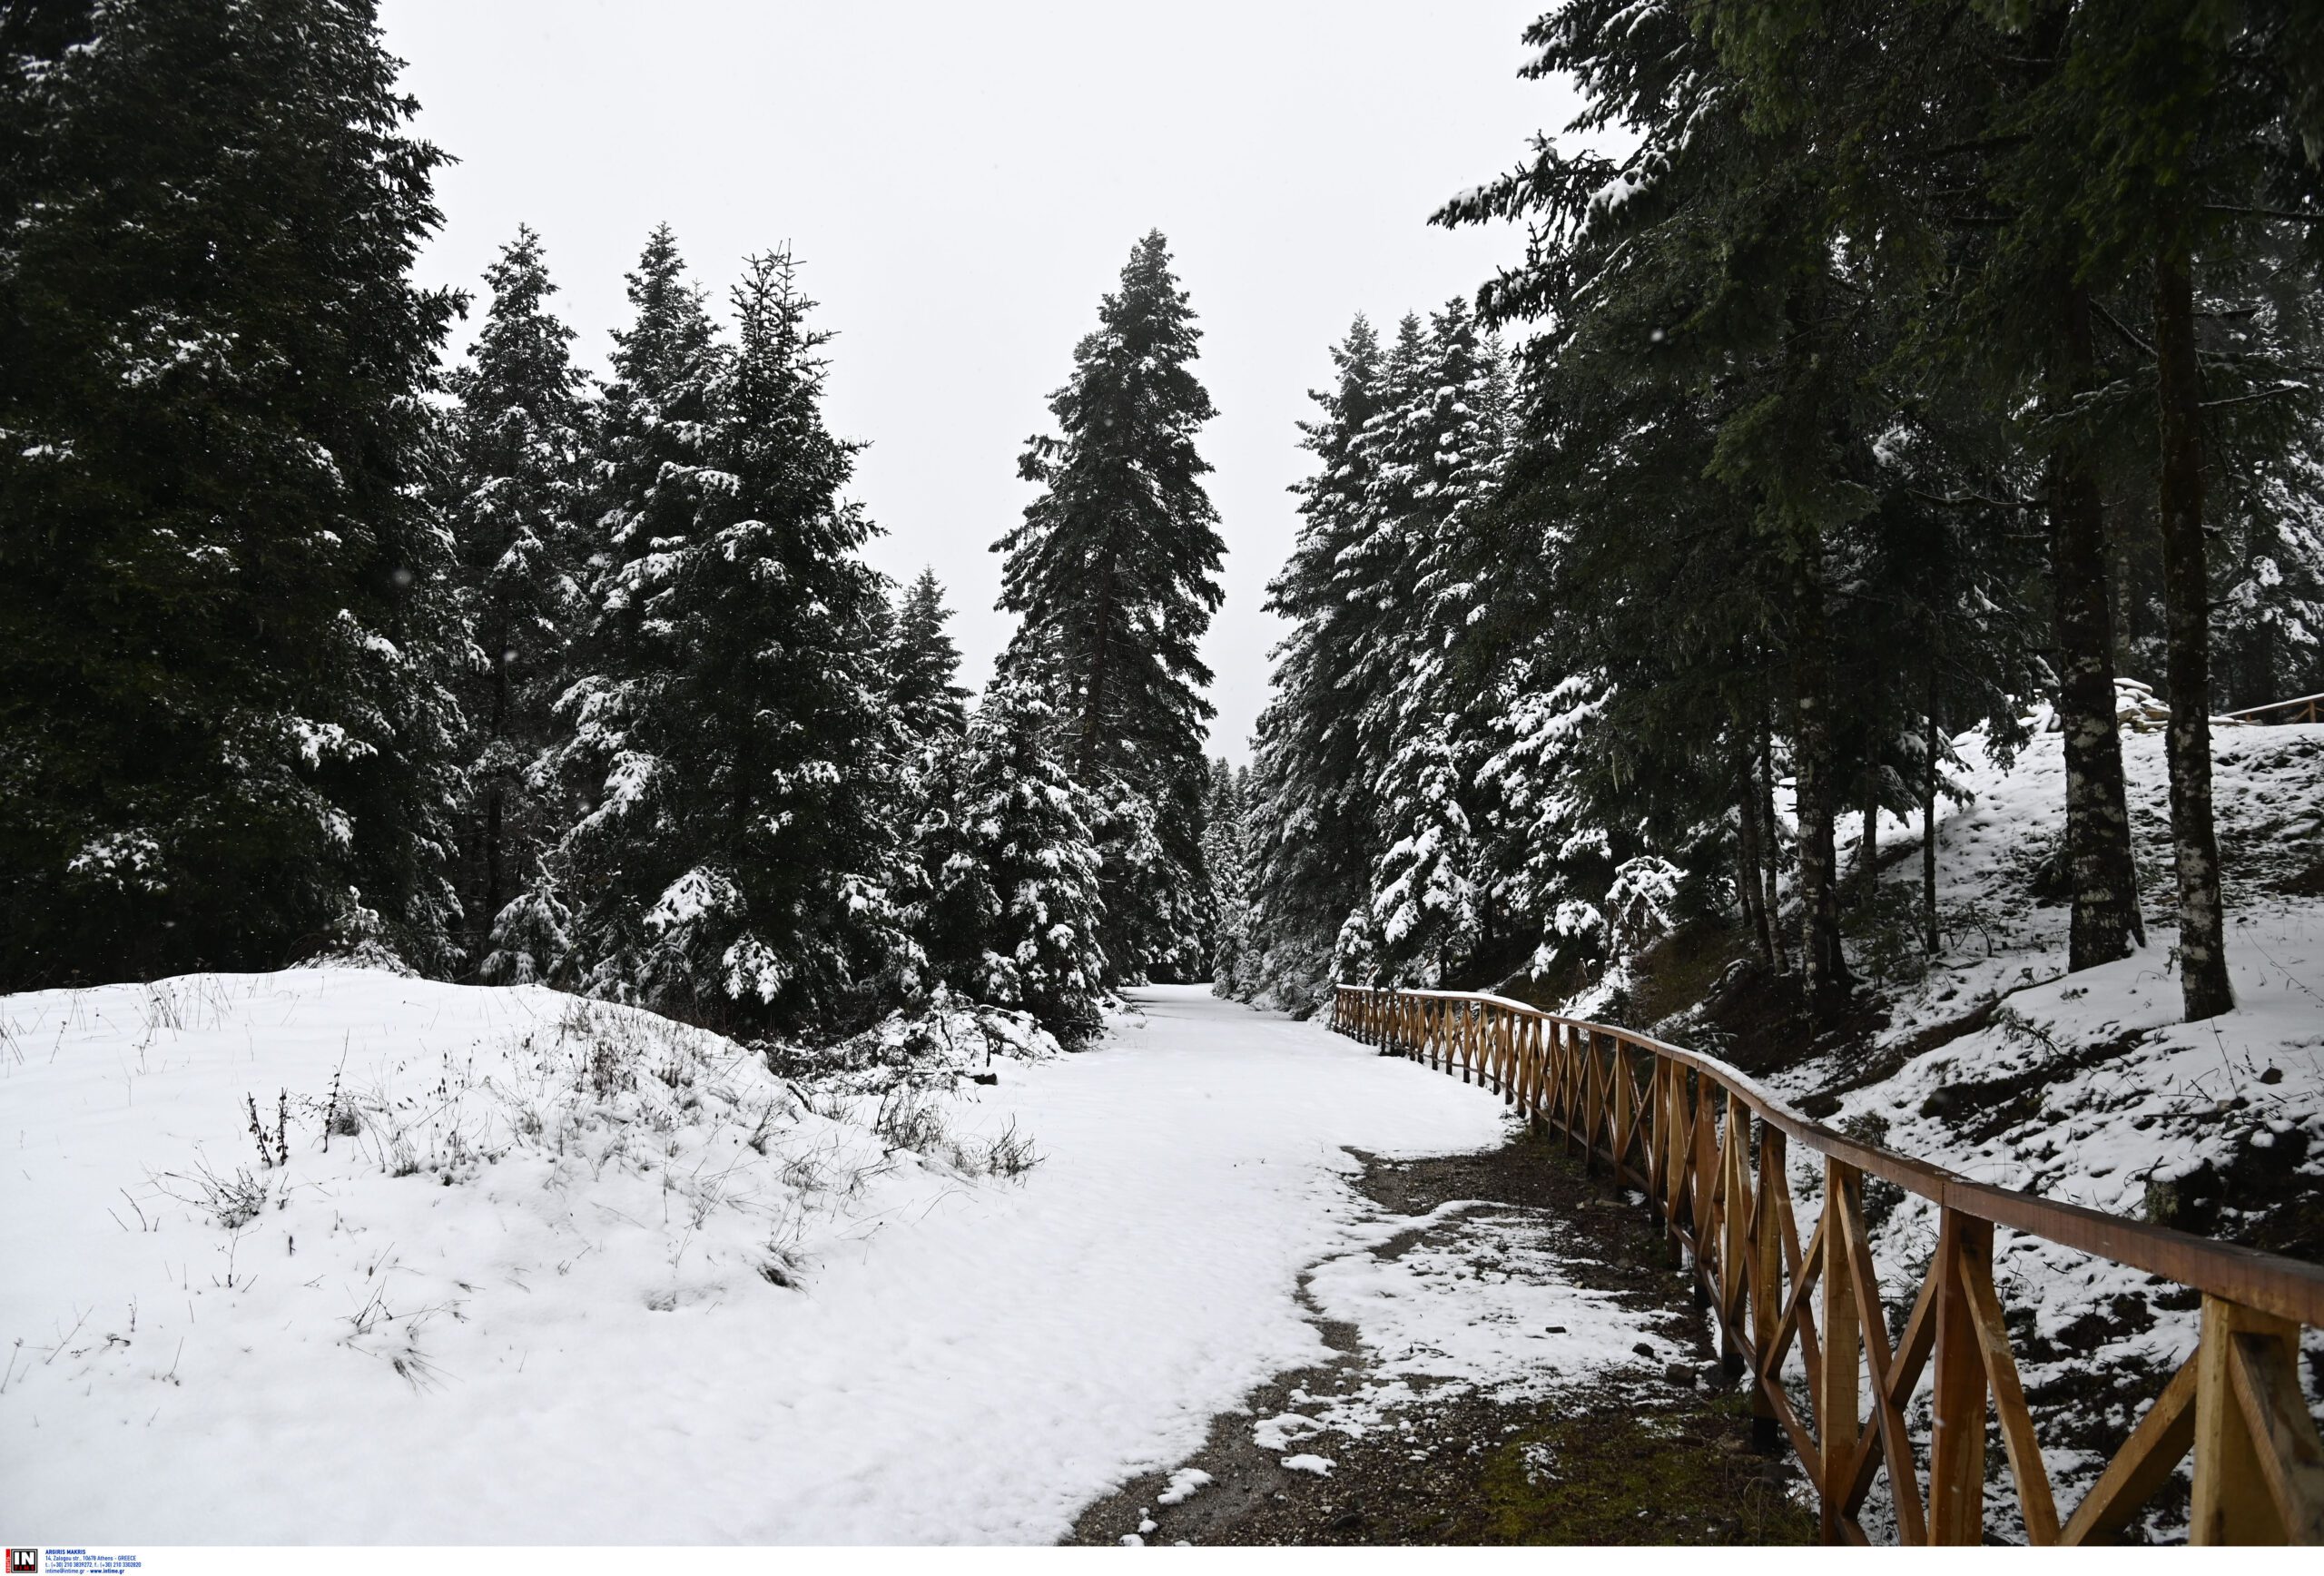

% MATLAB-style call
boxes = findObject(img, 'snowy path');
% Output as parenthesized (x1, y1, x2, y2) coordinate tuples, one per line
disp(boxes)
(4, 978, 1514, 1544)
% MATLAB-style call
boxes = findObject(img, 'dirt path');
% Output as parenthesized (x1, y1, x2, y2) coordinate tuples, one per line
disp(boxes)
(1065, 1129, 1816, 1546)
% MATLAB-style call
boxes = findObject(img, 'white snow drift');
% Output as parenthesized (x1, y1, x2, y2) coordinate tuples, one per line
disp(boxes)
(2, 974, 1556, 1543)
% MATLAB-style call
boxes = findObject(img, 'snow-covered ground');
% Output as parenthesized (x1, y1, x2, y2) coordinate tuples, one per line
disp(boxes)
(1236, 1201, 1692, 1478)
(1644, 698, 2324, 1531)
(2, 973, 1578, 1544)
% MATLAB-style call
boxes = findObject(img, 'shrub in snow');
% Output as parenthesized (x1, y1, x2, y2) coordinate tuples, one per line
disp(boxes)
(768, 987, 1063, 1093)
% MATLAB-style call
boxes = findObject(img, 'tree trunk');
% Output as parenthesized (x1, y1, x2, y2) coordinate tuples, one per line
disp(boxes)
(1923, 663, 1941, 955)
(2152, 247, 2233, 1021)
(478, 612, 514, 971)
(1737, 742, 1774, 968)
(482, 785, 504, 946)
(2050, 280, 2146, 970)
(1856, 774, 1880, 900)
(1795, 573, 1850, 1010)
(1077, 554, 1121, 783)
(1759, 714, 1788, 973)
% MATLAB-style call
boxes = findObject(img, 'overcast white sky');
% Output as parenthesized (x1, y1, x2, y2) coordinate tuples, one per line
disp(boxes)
(381, 1, 1577, 763)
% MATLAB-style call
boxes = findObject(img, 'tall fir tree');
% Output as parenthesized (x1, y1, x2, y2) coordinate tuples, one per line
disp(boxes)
(1243, 317, 1389, 1010)
(995, 231, 1226, 981)
(443, 225, 589, 980)
(549, 239, 906, 1028)
(1354, 300, 1509, 984)
(537, 224, 724, 996)
(0, 0, 463, 987)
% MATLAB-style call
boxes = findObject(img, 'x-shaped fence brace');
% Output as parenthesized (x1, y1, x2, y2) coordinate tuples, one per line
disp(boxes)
(1331, 984, 2324, 1545)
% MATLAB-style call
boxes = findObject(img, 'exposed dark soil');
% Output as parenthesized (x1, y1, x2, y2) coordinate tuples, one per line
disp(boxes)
(1062, 1128, 1816, 1546)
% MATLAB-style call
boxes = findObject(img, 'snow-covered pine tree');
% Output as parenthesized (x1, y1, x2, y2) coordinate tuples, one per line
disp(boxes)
(539, 224, 724, 998)
(1352, 301, 1507, 985)
(565, 246, 907, 1029)
(1242, 317, 1389, 1010)
(995, 231, 1225, 982)
(1199, 758, 1257, 997)
(0, 0, 463, 988)
(1374, 299, 1508, 729)
(1437, 5, 1905, 1013)
(1333, 314, 1432, 810)
(1243, 304, 1515, 999)
(890, 567, 970, 748)
(960, 657, 1109, 1044)
(1367, 728, 1484, 988)
(2217, 447, 2324, 707)
(443, 225, 590, 980)
(906, 735, 991, 1000)
(888, 569, 974, 1000)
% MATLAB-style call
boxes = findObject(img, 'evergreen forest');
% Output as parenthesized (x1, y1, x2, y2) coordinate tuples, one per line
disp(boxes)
(6, 0, 2322, 1059)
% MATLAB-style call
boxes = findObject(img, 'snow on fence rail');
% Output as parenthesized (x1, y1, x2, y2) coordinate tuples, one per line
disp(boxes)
(2225, 691, 2324, 725)
(1330, 983, 2324, 1546)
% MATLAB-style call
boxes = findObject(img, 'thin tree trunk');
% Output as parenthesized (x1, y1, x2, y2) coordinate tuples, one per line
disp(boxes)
(2108, 491, 2142, 682)
(1923, 661, 1941, 955)
(478, 613, 514, 972)
(1759, 714, 1787, 973)
(1857, 774, 1880, 900)
(1077, 558, 1120, 782)
(1795, 572, 1850, 1009)
(2051, 279, 2146, 970)
(2152, 247, 2233, 1021)
(482, 786, 504, 941)
(1737, 742, 1774, 968)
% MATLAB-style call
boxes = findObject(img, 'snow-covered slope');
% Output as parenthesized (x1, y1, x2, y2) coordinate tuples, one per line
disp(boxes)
(1807, 704, 2322, 1229)
(1658, 701, 2324, 1530)
(1, 972, 1517, 1543)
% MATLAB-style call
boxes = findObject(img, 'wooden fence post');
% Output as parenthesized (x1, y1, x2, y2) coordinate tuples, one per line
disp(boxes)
(1928, 1209, 1993, 1544)
(1332, 981, 2324, 1548)
(1581, 1031, 1603, 1173)
(1663, 1065, 1690, 1260)
(1719, 1100, 1749, 1367)
(1820, 1159, 1862, 1545)
(2192, 1293, 2320, 1543)
(1643, 1059, 1665, 1204)
(1751, 1127, 1785, 1448)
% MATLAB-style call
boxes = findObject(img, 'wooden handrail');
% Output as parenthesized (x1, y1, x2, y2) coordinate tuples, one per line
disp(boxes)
(1330, 982, 2324, 1544)
(2225, 692, 2323, 724)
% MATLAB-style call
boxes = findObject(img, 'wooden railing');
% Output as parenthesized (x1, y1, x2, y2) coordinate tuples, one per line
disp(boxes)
(1331, 983, 2324, 1545)
(2227, 692, 2323, 725)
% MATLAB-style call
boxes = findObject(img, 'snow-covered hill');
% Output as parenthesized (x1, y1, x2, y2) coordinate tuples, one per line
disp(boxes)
(1799, 701, 2322, 1237)
(0, 972, 1527, 1542)
(1647, 699, 2324, 1532)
